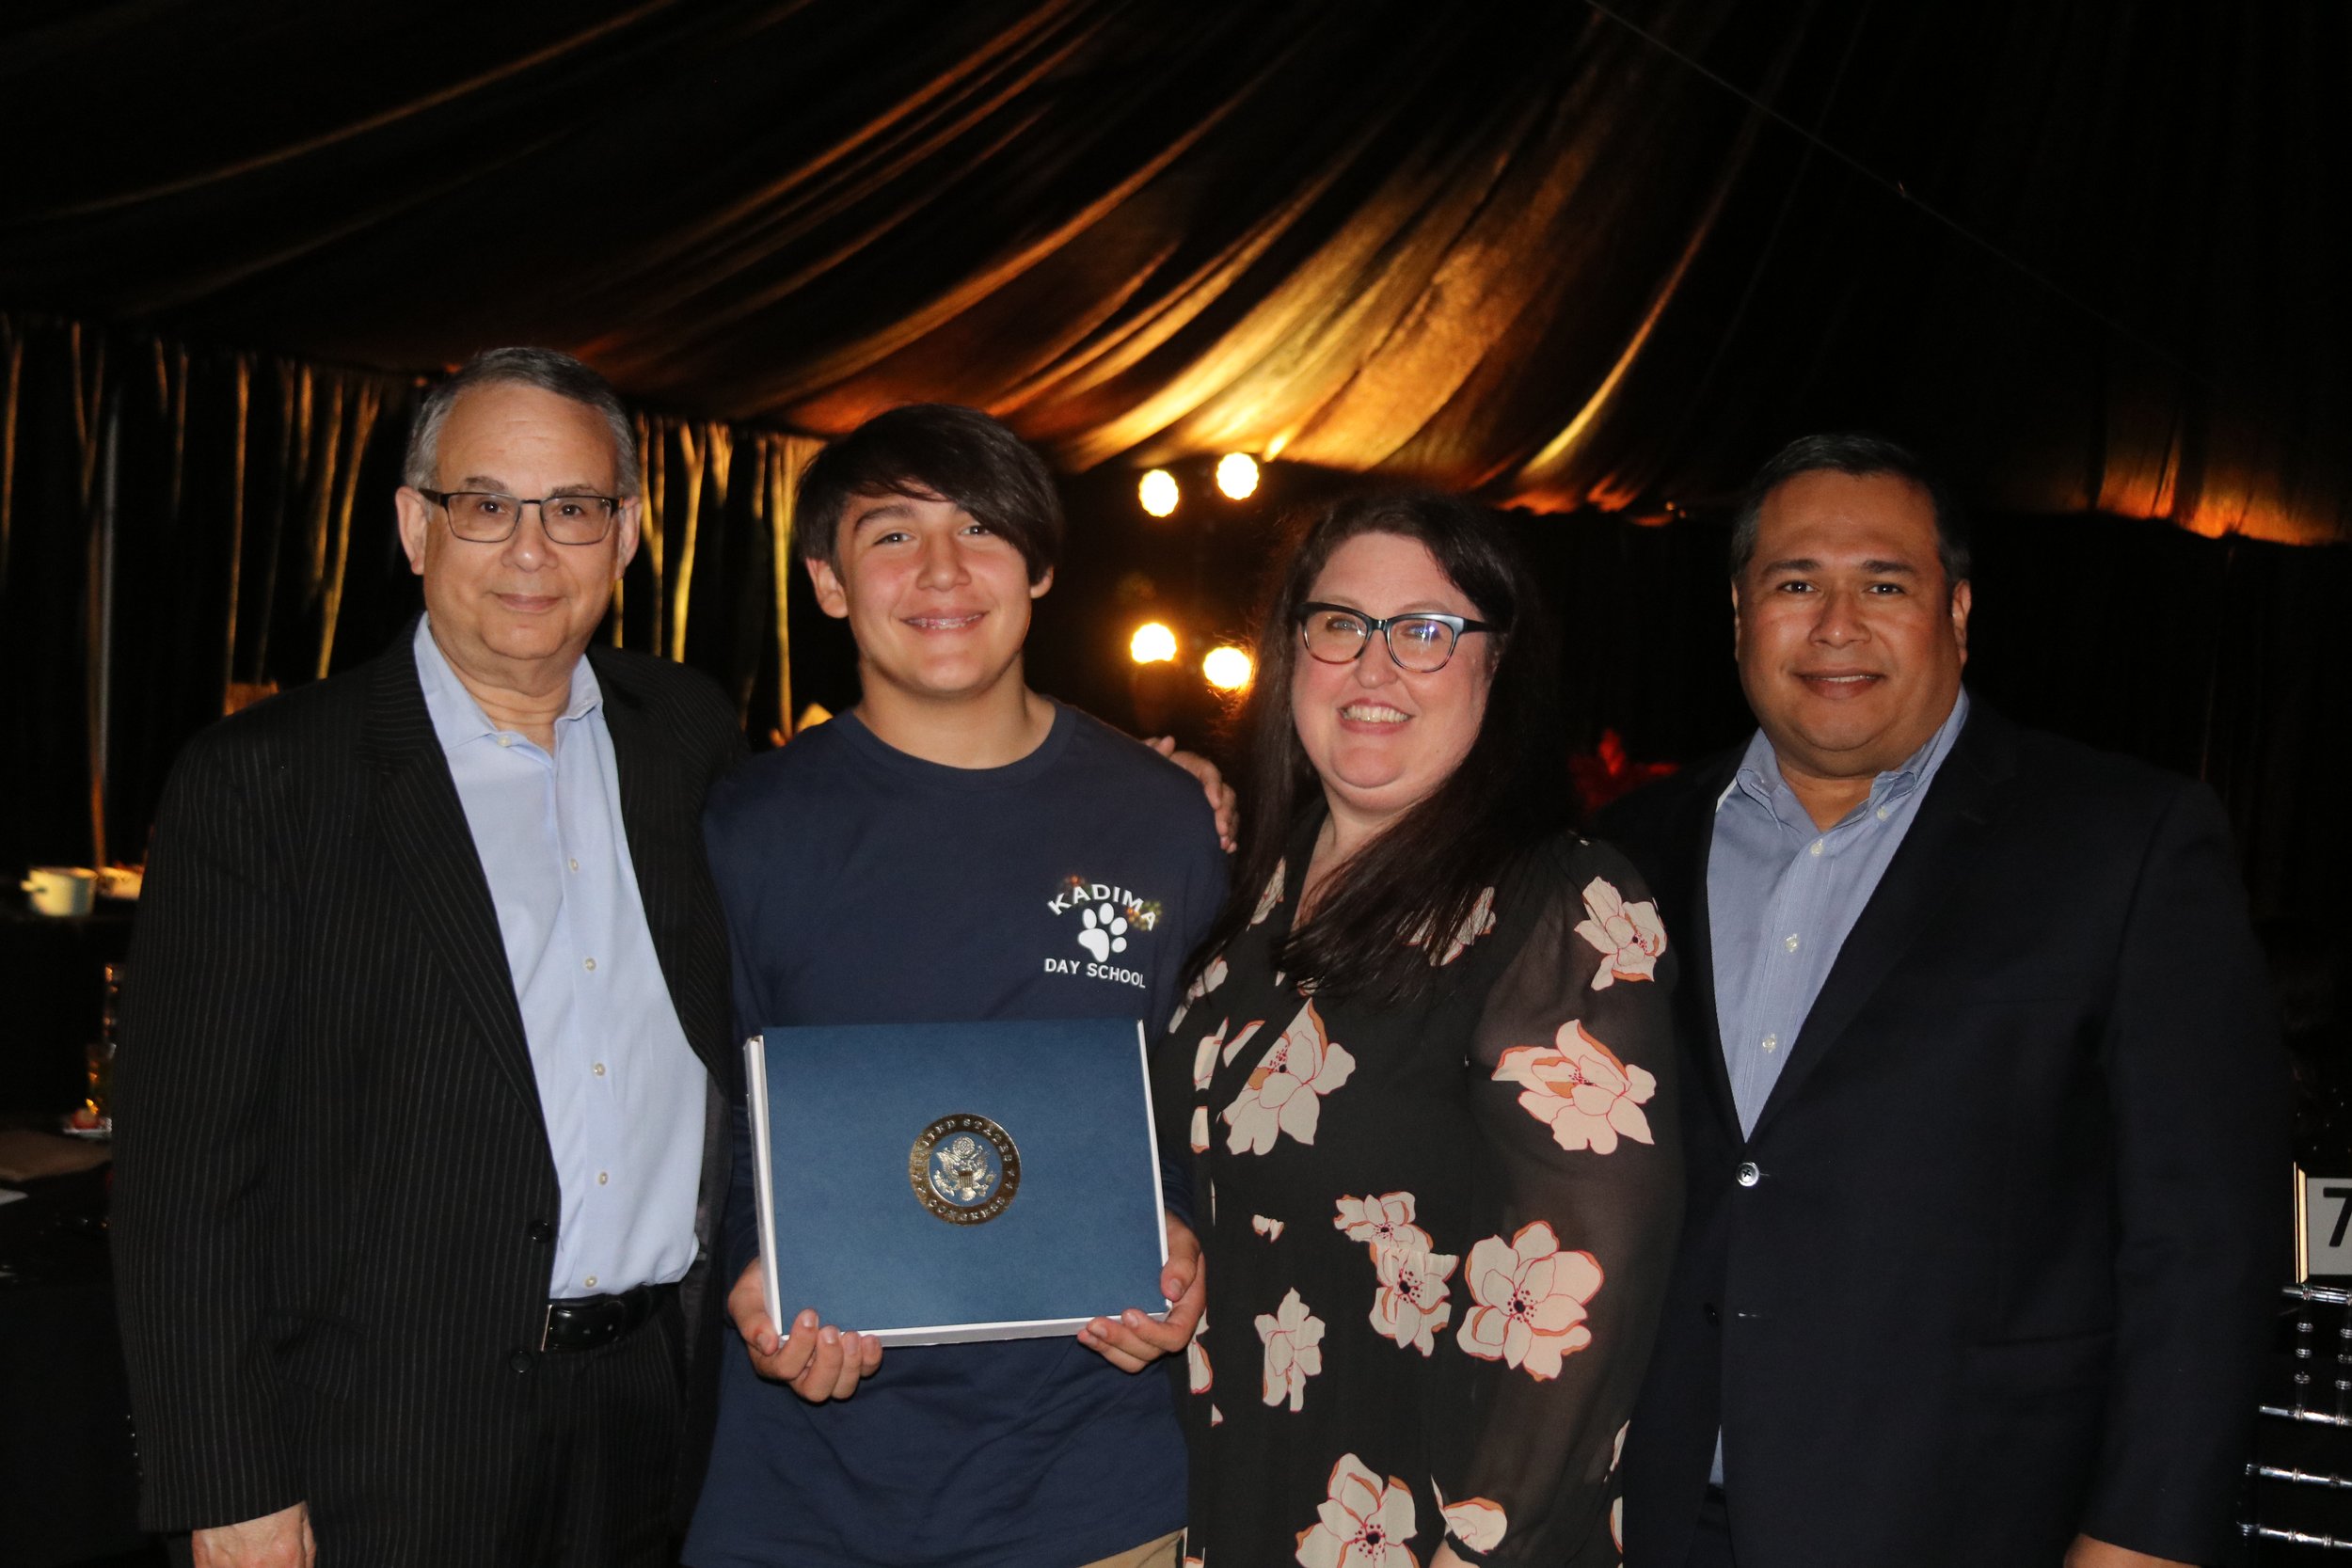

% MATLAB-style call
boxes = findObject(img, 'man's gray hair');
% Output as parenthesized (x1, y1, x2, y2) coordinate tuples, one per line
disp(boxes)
(403, 347, 641, 495)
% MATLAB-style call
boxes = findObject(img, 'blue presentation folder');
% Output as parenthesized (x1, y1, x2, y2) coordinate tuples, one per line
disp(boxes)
(745, 1017, 1169, 1346)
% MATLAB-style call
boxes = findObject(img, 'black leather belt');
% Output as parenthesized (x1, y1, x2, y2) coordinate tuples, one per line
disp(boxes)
(539, 1282, 675, 1354)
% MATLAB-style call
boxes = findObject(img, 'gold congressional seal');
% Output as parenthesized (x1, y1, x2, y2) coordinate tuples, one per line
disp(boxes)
(909, 1113, 1021, 1225)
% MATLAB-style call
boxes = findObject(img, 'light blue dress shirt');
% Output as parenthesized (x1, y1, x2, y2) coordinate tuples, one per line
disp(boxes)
(1708, 689, 1971, 1137)
(1703, 688, 1969, 1484)
(415, 618, 705, 1299)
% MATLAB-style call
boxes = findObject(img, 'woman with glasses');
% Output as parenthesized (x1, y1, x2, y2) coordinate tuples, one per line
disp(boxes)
(1161, 491, 1680, 1566)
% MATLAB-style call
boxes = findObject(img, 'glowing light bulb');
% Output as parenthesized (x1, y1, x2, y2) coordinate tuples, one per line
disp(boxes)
(1130, 622, 1179, 664)
(1202, 644, 1254, 691)
(1138, 469, 1180, 517)
(1215, 452, 1260, 500)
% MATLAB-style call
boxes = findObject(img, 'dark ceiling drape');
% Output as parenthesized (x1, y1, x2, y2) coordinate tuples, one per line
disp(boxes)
(0, 2, 2344, 927)
(2, 0, 2343, 541)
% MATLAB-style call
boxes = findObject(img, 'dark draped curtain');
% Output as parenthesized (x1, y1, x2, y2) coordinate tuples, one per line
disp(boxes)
(0, 0, 2342, 541)
(0, 2, 2344, 922)
(0, 310, 821, 882)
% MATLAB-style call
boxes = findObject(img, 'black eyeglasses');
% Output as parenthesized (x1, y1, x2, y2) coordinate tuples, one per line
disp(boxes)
(418, 489, 622, 546)
(1297, 602, 1494, 673)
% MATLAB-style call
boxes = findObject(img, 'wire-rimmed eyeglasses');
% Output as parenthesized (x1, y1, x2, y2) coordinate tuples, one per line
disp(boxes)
(418, 488, 622, 546)
(1297, 601, 1494, 673)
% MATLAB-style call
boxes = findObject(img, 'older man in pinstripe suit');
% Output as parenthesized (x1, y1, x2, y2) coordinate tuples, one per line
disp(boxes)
(113, 349, 748, 1568)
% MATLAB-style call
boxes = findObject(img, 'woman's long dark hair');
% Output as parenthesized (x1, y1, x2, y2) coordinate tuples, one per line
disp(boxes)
(1186, 489, 1563, 1005)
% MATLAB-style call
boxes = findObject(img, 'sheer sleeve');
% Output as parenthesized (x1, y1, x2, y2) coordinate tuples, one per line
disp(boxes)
(1430, 835, 1683, 1564)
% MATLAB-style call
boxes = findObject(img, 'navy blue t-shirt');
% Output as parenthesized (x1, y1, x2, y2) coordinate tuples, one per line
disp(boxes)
(685, 703, 1226, 1568)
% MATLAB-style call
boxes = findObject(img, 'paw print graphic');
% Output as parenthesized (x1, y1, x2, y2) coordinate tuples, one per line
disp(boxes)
(1078, 903, 1129, 962)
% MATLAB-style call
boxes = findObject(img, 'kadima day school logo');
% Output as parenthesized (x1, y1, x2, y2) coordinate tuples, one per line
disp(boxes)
(1044, 875, 1164, 988)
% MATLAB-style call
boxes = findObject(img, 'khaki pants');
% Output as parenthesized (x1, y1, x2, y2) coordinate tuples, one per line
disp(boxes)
(1079, 1528, 1185, 1568)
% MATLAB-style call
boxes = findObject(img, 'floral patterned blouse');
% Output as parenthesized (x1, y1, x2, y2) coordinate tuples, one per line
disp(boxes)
(1158, 820, 1681, 1567)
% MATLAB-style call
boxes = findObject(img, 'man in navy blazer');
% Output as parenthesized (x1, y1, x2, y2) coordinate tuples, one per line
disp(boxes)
(1599, 435, 2284, 1568)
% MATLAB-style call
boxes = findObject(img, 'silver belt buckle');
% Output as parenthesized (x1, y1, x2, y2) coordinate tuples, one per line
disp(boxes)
(540, 1301, 558, 1354)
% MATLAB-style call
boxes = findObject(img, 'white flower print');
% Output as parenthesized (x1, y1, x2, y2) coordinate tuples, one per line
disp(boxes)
(1437, 885, 1497, 965)
(1252, 860, 1286, 927)
(1369, 1244, 1456, 1356)
(1431, 1477, 1509, 1553)
(1492, 1022, 1657, 1155)
(1256, 1288, 1326, 1412)
(1295, 1454, 1419, 1568)
(1194, 1022, 1228, 1090)
(1456, 1221, 1602, 1381)
(1189, 1105, 1210, 1153)
(1221, 1019, 1263, 1068)
(1332, 1192, 1434, 1258)
(1253, 1214, 1286, 1241)
(1169, 955, 1230, 1031)
(1222, 1001, 1355, 1155)
(1188, 1304, 1213, 1395)
(1611, 1421, 1629, 1550)
(1573, 877, 1666, 989)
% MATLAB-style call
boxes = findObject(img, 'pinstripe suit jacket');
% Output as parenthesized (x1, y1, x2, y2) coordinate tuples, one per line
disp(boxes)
(110, 626, 745, 1544)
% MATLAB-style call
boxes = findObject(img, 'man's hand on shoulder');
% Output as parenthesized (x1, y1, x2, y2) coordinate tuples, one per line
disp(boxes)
(192, 1501, 313, 1567)
(727, 1258, 882, 1402)
(1147, 736, 1237, 851)
(2065, 1535, 2192, 1568)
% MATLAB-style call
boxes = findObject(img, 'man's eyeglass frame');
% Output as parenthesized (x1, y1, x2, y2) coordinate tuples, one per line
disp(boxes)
(1296, 601, 1496, 673)
(416, 488, 625, 546)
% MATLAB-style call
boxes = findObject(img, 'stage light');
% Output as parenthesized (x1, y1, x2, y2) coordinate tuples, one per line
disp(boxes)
(1216, 452, 1260, 500)
(1130, 622, 1179, 664)
(1138, 469, 1179, 517)
(1202, 644, 1253, 691)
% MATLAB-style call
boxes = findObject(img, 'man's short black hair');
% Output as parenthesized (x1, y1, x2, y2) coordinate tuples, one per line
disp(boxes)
(1728, 432, 1972, 592)
(796, 404, 1062, 585)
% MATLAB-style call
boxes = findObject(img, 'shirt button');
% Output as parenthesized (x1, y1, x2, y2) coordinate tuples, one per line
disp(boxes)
(496, 735, 514, 749)
(568, 858, 580, 872)
(1761, 1034, 1778, 1053)
(1875, 806, 1891, 821)
(597, 1171, 609, 1185)
(593, 1062, 607, 1078)
(583, 958, 596, 973)
(1809, 839, 1824, 857)
(1737, 1162, 1761, 1187)
(1784, 934, 1801, 953)
(584, 1275, 597, 1290)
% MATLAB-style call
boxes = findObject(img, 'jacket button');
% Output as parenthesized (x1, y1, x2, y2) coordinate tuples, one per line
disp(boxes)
(526, 1219, 555, 1244)
(508, 1349, 532, 1374)
(1703, 1302, 1721, 1325)
(1736, 1161, 1761, 1187)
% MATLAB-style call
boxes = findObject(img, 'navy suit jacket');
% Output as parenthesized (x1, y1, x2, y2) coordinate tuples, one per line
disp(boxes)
(1598, 704, 2284, 1568)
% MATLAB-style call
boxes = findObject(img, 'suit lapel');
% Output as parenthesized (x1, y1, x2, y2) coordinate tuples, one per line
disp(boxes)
(595, 651, 730, 1085)
(357, 632, 542, 1117)
(1746, 707, 2018, 1142)
(1672, 760, 1742, 1144)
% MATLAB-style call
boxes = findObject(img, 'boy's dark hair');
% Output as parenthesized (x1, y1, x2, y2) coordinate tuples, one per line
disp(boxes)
(1186, 488, 1563, 1006)
(795, 404, 1062, 584)
(1728, 432, 1972, 594)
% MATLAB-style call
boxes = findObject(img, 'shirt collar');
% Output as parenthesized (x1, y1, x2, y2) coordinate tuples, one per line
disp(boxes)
(1725, 688, 1972, 831)
(413, 615, 602, 756)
